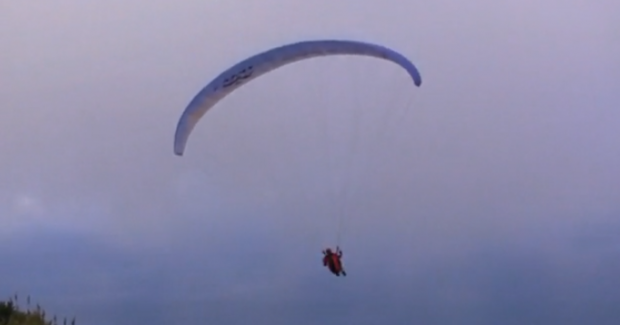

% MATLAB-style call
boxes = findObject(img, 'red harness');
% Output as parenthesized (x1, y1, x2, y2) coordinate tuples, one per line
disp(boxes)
(324, 254, 342, 272)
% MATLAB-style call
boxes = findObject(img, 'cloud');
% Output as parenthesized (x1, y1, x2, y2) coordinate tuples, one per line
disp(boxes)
(2, 0, 619, 324)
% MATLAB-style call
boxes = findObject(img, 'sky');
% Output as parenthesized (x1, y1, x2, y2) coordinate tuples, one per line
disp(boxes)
(1, 0, 620, 324)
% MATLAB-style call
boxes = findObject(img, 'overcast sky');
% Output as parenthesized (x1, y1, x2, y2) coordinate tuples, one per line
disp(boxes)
(2, 0, 620, 324)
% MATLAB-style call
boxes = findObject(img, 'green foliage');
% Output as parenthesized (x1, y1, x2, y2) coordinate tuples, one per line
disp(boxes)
(0, 294, 75, 325)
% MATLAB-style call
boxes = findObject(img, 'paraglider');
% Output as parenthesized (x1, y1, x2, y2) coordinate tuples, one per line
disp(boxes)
(323, 247, 346, 277)
(173, 39, 422, 156)
(172, 39, 423, 277)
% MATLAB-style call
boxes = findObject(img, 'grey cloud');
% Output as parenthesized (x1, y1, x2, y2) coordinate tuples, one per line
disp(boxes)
(2, 0, 620, 324)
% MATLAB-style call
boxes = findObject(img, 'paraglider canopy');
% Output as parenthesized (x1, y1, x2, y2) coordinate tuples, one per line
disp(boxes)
(173, 39, 422, 156)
